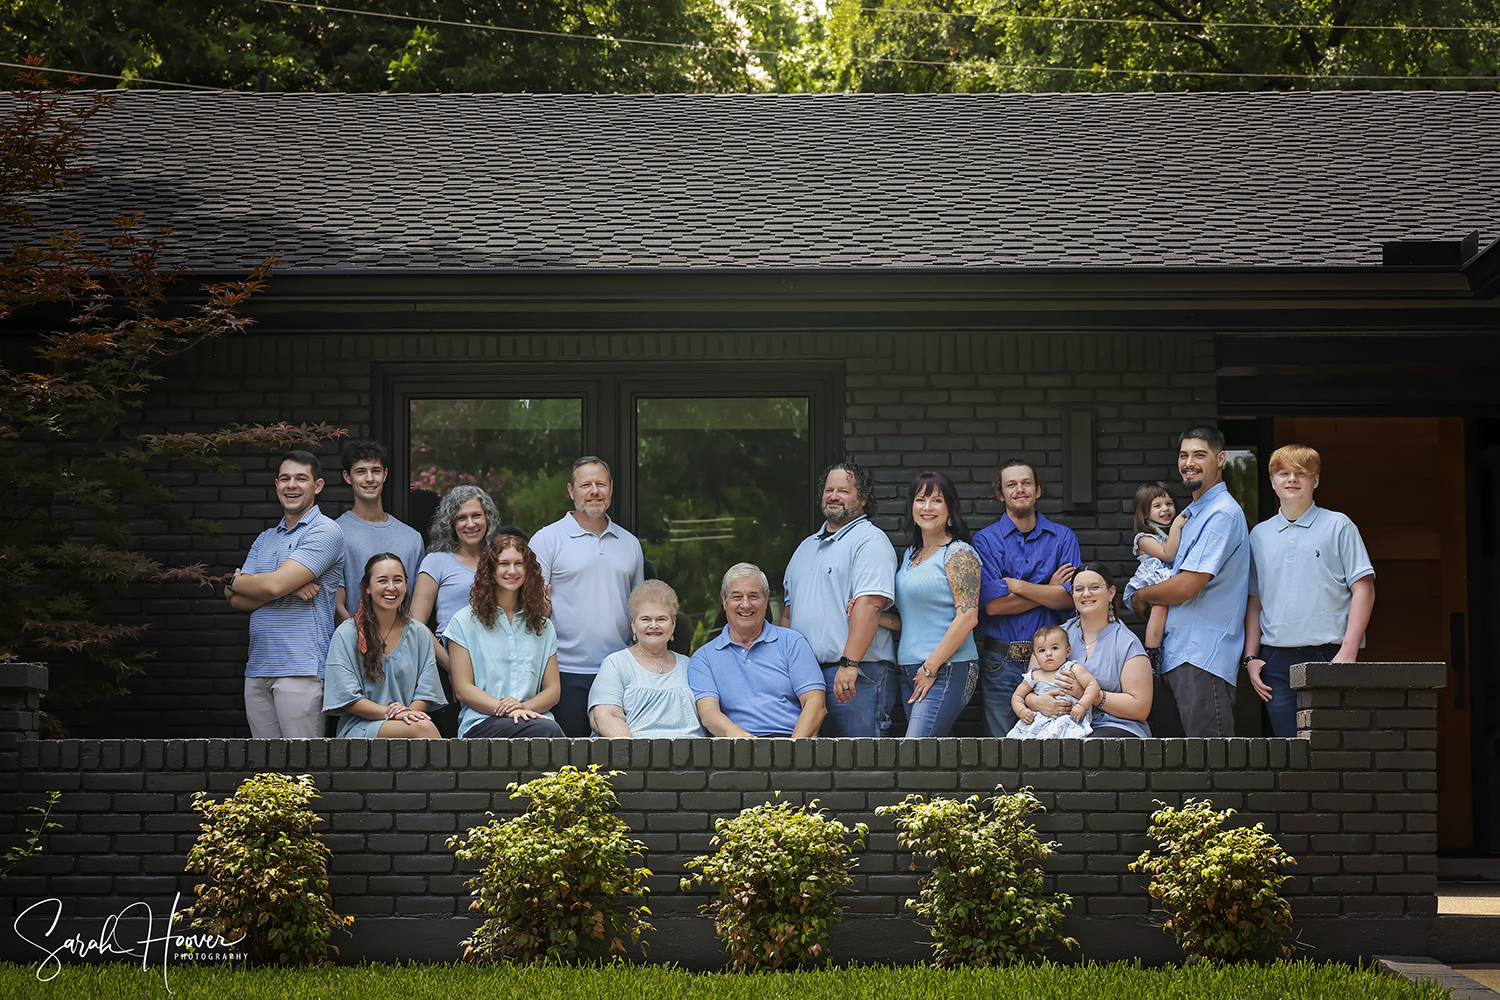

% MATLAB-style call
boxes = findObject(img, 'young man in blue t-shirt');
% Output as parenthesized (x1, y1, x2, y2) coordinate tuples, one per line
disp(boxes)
(226, 451, 344, 738)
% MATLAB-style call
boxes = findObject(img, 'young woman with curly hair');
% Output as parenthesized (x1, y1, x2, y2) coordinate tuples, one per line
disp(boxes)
(323, 553, 445, 738)
(444, 533, 565, 738)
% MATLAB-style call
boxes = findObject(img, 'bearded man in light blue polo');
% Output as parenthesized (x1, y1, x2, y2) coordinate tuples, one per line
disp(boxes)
(1132, 425, 1251, 738)
(781, 460, 897, 737)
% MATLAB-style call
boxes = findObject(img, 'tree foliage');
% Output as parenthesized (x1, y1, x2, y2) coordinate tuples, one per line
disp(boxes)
(1, 62, 344, 710)
(0, 0, 757, 93)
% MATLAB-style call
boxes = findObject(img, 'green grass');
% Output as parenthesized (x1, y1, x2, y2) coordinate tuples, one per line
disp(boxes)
(0, 960, 1455, 1000)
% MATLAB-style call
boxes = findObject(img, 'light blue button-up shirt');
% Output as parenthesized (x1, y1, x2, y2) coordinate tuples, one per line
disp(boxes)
(1162, 481, 1251, 685)
(443, 606, 558, 737)
(243, 506, 343, 678)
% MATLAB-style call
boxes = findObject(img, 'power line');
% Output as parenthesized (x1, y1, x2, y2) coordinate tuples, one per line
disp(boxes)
(746, 1, 1500, 35)
(0, 60, 225, 91)
(255, 0, 1500, 82)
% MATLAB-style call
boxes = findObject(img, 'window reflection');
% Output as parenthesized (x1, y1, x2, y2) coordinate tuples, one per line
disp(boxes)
(409, 398, 582, 534)
(636, 398, 811, 651)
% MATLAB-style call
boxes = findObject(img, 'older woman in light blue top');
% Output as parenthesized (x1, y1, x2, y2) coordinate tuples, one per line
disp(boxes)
(323, 554, 445, 738)
(889, 471, 981, 738)
(588, 580, 706, 739)
(445, 532, 565, 739)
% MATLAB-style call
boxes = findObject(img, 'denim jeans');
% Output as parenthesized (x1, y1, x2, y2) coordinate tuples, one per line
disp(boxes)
(877, 660, 903, 737)
(821, 662, 889, 738)
(979, 653, 1029, 737)
(1260, 643, 1340, 737)
(902, 659, 977, 738)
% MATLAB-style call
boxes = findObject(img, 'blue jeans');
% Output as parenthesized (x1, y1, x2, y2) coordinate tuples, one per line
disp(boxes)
(980, 654, 1028, 737)
(878, 660, 902, 737)
(902, 659, 977, 738)
(1260, 643, 1340, 737)
(821, 662, 889, 738)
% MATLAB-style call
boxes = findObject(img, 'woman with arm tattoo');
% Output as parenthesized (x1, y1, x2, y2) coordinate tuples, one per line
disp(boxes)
(891, 471, 981, 738)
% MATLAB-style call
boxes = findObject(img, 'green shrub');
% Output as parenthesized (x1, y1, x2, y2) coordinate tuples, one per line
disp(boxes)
(447, 765, 653, 965)
(680, 796, 866, 971)
(1129, 798, 1296, 962)
(182, 773, 351, 965)
(878, 788, 1074, 966)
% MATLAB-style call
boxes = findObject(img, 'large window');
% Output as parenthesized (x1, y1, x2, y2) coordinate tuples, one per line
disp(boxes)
(635, 397, 811, 647)
(378, 362, 841, 650)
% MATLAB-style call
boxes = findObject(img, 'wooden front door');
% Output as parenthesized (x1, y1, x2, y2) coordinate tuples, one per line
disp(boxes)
(1274, 417, 1470, 850)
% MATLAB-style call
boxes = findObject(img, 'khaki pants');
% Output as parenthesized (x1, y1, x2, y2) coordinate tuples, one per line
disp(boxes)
(244, 676, 324, 738)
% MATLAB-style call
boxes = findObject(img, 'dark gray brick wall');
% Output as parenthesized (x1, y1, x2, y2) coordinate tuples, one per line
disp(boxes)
(0, 664, 1442, 965)
(59, 329, 1212, 738)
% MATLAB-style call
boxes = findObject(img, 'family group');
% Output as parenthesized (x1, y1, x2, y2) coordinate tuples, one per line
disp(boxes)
(225, 424, 1373, 742)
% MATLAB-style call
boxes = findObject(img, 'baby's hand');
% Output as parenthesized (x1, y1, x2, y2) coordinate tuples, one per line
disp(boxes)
(1173, 511, 1189, 527)
(1070, 704, 1086, 722)
(1019, 708, 1035, 725)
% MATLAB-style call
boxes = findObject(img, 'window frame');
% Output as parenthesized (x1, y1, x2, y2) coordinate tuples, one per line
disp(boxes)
(373, 359, 844, 534)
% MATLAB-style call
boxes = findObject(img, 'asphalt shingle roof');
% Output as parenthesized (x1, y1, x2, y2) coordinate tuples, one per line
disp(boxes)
(14, 90, 1500, 271)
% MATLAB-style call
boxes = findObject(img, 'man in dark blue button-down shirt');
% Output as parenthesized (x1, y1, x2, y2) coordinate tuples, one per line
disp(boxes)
(972, 460, 1080, 736)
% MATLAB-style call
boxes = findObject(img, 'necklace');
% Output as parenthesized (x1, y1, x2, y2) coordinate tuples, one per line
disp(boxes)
(378, 617, 401, 652)
(909, 536, 950, 568)
(633, 645, 676, 674)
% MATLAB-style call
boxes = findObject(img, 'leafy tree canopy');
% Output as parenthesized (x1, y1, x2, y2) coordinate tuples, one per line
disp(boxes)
(0, 0, 756, 93)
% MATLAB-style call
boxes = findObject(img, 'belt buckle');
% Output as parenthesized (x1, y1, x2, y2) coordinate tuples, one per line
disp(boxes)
(1008, 641, 1032, 662)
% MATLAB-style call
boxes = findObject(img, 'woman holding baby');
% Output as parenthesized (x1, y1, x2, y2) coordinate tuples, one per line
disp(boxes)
(1025, 562, 1154, 738)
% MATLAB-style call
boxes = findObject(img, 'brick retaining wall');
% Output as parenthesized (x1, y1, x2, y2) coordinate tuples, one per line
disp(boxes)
(0, 663, 1449, 967)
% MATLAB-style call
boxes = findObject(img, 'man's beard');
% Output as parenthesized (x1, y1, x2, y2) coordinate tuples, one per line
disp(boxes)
(822, 502, 859, 527)
(1006, 498, 1036, 520)
(1181, 473, 1204, 492)
(576, 499, 608, 518)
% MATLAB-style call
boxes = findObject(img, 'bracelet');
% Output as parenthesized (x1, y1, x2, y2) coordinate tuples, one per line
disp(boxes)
(1098, 689, 1108, 708)
(920, 664, 934, 679)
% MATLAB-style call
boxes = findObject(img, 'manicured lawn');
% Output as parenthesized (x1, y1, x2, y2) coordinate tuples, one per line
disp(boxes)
(0, 960, 1453, 999)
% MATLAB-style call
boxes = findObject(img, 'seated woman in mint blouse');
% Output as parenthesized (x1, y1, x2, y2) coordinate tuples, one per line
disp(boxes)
(588, 580, 706, 739)
(323, 553, 445, 738)
(1026, 562, 1154, 739)
(445, 533, 565, 739)
(888, 471, 981, 738)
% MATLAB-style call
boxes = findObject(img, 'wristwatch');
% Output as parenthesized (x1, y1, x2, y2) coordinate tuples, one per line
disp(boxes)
(1240, 653, 1263, 668)
(838, 656, 859, 669)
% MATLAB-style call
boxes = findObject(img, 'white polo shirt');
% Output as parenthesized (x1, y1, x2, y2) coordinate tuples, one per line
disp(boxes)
(1249, 503, 1375, 648)
(529, 512, 644, 675)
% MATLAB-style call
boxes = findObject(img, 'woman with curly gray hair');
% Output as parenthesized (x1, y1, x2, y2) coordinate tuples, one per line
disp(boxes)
(409, 485, 501, 675)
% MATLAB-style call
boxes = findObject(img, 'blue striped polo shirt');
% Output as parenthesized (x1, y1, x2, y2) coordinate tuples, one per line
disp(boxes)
(243, 506, 344, 678)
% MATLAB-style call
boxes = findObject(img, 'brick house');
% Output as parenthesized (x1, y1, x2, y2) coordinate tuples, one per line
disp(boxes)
(6, 89, 1500, 857)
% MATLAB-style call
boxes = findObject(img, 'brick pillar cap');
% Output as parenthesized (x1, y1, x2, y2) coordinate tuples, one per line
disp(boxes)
(1290, 661, 1445, 690)
(0, 662, 47, 692)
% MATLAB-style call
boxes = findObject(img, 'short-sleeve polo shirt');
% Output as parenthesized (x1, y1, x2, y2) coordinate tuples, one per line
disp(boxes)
(1162, 481, 1251, 685)
(783, 515, 897, 664)
(243, 506, 344, 678)
(1249, 503, 1375, 648)
(529, 512, 644, 675)
(688, 622, 823, 737)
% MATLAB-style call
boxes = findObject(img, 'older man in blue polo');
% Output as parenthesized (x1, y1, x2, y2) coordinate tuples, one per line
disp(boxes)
(691, 562, 827, 738)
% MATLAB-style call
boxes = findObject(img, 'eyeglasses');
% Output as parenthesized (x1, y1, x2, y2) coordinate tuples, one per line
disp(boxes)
(1072, 583, 1105, 595)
